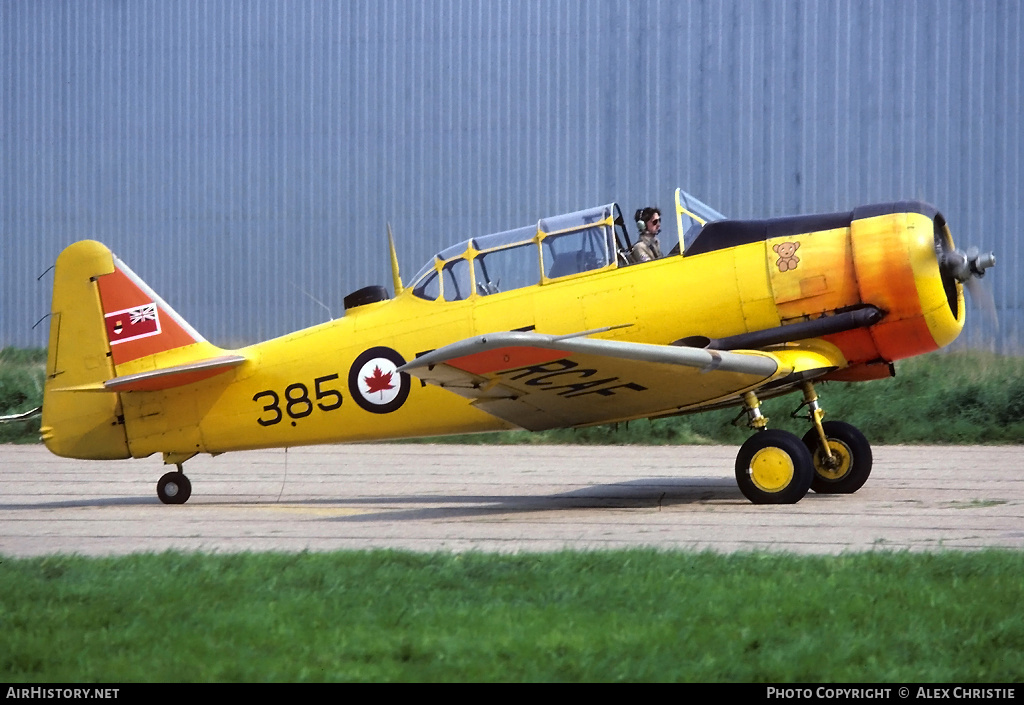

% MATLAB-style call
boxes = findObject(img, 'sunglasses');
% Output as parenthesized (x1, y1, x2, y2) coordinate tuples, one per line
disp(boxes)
(649, 218, 660, 225)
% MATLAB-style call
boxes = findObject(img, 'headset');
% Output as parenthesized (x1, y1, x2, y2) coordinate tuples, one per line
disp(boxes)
(635, 207, 659, 235)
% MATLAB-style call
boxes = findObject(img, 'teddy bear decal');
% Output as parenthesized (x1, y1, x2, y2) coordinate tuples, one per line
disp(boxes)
(773, 241, 801, 272)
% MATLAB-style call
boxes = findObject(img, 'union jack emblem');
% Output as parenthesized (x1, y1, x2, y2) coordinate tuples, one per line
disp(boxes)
(105, 301, 161, 344)
(129, 304, 158, 325)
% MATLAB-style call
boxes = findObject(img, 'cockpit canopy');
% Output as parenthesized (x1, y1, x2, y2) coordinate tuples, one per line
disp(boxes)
(410, 203, 627, 301)
(407, 190, 730, 302)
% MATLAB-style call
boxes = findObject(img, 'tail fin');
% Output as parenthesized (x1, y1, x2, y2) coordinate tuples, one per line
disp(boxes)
(41, 241, 241, 459)
(94, 247, 205, 369)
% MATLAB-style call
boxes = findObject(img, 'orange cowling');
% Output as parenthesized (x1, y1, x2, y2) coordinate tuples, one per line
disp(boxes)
(761, 201, 963, 371)
(843, 203, 965, 365)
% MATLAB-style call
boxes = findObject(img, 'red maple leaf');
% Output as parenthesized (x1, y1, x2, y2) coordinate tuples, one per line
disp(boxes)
(364, 365, 395, 394)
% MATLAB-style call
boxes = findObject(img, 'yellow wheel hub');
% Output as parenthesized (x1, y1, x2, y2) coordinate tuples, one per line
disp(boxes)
(813, 440, 852, 481)
(748, 447, 795, 493)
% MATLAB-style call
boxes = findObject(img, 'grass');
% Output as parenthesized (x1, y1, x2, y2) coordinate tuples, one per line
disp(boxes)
(0, 347, 45, 444)
(1, 549, 1022, 682)
(3, 348, 1023, 445)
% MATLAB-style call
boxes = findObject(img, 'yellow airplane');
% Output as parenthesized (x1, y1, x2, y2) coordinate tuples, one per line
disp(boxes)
(40, 188, 995, 505)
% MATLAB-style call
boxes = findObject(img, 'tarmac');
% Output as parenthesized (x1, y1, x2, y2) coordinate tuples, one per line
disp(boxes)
(2, 443, 1022, 557)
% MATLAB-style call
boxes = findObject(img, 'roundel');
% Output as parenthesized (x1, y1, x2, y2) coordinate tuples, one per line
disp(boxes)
(348, 346, 411, 414)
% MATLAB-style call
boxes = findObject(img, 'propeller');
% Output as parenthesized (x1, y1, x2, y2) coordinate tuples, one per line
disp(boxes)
(939, 246, 996, 282)
(938, 242, 998, 329)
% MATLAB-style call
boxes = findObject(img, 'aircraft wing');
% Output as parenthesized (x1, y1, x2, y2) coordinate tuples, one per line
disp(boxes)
(399, 331, 839, 430)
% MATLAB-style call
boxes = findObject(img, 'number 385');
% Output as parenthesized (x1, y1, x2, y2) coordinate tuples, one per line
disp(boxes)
(253, 374, 343, 426)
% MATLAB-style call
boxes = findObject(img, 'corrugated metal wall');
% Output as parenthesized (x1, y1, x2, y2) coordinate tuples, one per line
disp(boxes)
(2, 0, 1020, 350)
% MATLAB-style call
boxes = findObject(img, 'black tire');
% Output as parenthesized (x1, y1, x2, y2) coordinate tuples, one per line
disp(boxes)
(802, 420, 872, 494)
(157, 471, 192, 505)
(735, 429, 814, 504)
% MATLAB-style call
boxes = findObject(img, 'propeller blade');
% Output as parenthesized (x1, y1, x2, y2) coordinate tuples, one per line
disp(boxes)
(965, 276, 1000, 331)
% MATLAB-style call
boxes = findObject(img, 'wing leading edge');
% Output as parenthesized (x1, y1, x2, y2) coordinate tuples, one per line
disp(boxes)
(399, 331, 841, 431)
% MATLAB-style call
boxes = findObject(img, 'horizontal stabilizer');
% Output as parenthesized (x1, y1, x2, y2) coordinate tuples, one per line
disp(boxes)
(52, 354, 247, 393)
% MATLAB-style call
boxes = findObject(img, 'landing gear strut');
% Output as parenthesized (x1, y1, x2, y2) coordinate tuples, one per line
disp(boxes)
(734, 392, 814, 504)
(157, 464, 192, 505)
(792, 383, 873, 494)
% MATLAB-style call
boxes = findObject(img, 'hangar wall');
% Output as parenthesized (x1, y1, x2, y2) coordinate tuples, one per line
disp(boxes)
(2, 0, 1020, 350)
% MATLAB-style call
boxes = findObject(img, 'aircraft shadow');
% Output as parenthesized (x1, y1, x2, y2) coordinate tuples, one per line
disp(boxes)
(0, 496, 163, 510)
(322, 477, 746, 523)
(0, 478, 748, 515)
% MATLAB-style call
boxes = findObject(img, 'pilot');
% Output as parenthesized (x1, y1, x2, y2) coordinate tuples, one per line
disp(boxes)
(630, 207, 663, 263)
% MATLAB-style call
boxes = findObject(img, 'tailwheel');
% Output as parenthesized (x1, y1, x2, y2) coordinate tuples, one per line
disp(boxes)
(157, 470, 192, 505)
(801, 420, 872, 494)
(735, 429, 814, 504)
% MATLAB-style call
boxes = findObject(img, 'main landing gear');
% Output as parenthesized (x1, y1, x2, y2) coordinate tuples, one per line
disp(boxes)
(733, 384, 872, 504)
(157, 463, 192, 505)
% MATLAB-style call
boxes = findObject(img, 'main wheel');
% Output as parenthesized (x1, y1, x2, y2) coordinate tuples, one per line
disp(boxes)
(157, 471, 192, 505)
(735, 429, 814, 504)
(802, 420, 872, 494)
